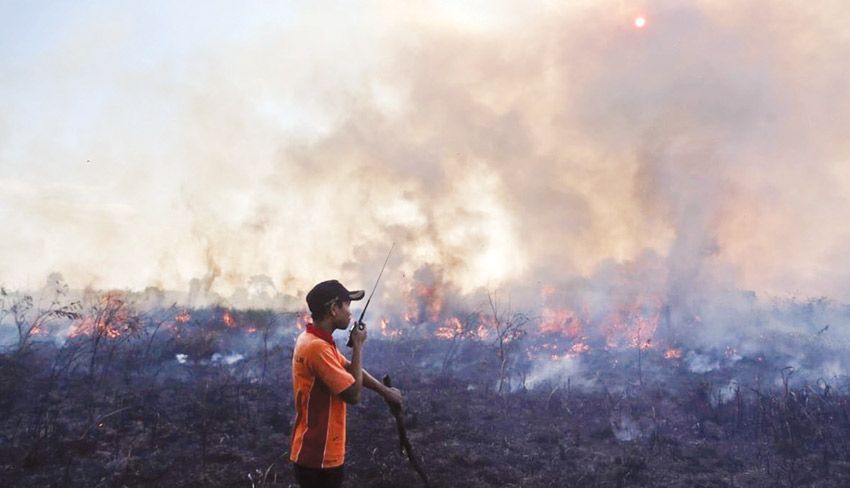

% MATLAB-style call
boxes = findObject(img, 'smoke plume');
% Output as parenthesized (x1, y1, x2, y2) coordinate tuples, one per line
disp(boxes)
(2, 1, 849, 345)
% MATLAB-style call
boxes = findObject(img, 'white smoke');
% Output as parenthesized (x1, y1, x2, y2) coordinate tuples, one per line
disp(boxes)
(2, 1, 850, 364)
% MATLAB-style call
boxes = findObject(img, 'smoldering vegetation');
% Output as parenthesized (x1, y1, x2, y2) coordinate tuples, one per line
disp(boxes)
(2, 279, 850, 487)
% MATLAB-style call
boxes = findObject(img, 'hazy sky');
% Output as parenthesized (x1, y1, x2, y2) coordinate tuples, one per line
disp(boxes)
(1, 0, 849, 304)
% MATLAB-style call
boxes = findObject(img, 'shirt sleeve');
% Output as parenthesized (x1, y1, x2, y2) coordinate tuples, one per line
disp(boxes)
(309, 343, 355, 395)
(338, 349, 351, 368)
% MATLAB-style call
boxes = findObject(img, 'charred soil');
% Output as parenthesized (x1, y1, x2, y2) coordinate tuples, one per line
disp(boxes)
(1, 331, 850, 487)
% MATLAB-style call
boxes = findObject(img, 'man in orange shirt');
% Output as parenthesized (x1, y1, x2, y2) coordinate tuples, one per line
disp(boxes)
(290, 280, 403, 488)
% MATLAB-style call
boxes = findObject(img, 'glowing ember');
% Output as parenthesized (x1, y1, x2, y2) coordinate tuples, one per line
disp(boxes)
(570, 342, 590, 354)
(664, 348, 682, 359)
(175, 310, 191, 323)
(434, 328, 452, 339)
(222, 310, 236, 328)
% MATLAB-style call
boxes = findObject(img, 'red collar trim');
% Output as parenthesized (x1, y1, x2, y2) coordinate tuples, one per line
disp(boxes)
(306, 324, 336, 347)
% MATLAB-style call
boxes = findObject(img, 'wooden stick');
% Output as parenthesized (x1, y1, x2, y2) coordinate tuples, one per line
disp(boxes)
(383, 375, 431, 487)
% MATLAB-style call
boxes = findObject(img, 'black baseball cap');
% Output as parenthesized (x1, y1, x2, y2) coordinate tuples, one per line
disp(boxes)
(306, 280, 365, 315)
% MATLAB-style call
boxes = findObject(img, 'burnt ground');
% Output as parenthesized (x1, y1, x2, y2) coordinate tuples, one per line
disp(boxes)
(2, 328, 850, 487)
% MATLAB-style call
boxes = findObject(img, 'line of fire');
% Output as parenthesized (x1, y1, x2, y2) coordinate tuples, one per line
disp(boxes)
(1, 269, 849, 486)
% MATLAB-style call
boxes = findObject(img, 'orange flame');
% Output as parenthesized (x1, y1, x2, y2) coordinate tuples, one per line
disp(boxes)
(434, 316, 463, 340)
(404, 285, 444, 323)
(380, 317, 401, 338)
(539, 307, 583, 338)
(68, 291, 136, 339)
(664, 348, 682, 359)
(602, 297, 662, 350)
(222, 310, 236, 328)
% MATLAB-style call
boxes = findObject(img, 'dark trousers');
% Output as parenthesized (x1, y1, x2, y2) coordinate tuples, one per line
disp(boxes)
(293, 463, 345, 488)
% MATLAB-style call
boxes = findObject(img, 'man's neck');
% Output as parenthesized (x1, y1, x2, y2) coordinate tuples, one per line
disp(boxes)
(314, 321, 336, 335)
(307, 321, 337, 346)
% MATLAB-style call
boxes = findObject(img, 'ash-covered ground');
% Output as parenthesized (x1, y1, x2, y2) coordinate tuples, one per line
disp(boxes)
(2, 296, 850, 487)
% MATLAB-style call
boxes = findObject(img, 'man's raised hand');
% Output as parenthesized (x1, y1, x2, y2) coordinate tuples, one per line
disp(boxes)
(349, 321, 368, 348)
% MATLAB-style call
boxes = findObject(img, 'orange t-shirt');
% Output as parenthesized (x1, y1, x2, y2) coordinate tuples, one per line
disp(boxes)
(290, 325, 355, 468)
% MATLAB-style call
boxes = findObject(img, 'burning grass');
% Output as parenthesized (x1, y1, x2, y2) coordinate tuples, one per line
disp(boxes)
(1, 288, 850, 486)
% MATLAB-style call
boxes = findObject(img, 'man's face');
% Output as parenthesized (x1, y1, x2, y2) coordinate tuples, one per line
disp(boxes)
(330, 300, 352, 329)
